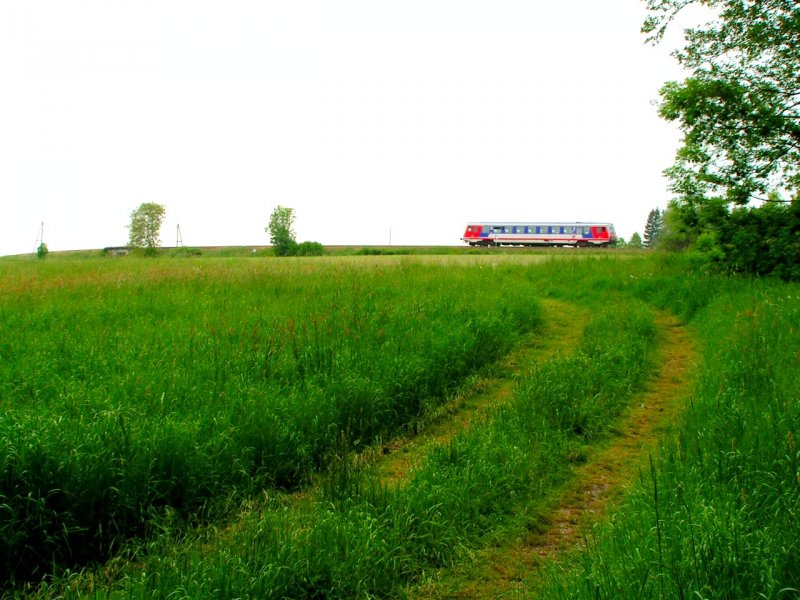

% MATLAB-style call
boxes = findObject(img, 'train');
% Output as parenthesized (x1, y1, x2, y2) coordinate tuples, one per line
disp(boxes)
(461, 222, 617, 247)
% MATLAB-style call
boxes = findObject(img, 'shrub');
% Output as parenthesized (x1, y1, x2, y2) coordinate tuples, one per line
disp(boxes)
(295, 241, 325, 256)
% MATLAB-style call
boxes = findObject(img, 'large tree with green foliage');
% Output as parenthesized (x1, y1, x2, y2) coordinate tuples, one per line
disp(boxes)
(266, 206, 297, 256)
(128, 203, 166, 254)
(645, 0, 800, 207)
(645, 0, 800, 278)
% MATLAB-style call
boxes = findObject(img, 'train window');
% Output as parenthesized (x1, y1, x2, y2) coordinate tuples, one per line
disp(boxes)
(493, 226, 502, 233)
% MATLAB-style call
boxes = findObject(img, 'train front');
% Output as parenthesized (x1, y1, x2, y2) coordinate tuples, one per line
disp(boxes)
(461, 224, 484, 245)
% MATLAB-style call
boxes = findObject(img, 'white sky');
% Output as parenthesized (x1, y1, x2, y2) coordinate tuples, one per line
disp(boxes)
(0, 1, 705, 256)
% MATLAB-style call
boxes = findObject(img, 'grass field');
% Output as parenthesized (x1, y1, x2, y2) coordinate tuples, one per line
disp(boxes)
(1, 249, 797, 598)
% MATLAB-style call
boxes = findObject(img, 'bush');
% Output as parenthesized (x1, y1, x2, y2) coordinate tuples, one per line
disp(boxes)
(295, 241, 325, 256)
(663, 200, 800, 281)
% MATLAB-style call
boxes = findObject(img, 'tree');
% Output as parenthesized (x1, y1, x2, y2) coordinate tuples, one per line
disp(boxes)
(658, 200, 695, 251)
(128, 203, 166, 254)
(628, 232, 644, 249)
(643, 0, 800, 278)
(36, 242, 48, 259)
(644, 0, 800, 208)
(266, 206, 297, 256)
(643, 207, 664, 248)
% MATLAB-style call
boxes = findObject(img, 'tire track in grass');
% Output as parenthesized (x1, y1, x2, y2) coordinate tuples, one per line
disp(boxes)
(411, 310, 697, 599)
(34, 299, 694, 598)
(371, 298, 593, 488)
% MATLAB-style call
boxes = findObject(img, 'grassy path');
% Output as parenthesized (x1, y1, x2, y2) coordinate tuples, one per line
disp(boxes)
(372, 298, 593, 488)
(41, 298, 694, 599)
(407, 309, 698, 599)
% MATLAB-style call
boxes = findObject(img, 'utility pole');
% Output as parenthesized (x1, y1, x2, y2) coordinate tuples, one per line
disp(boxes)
(176, 224, 184, 247)
(33, 222, 44, 255)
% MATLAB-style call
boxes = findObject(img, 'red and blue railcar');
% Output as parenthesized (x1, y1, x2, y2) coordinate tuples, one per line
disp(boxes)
(461, 222, 616, 247)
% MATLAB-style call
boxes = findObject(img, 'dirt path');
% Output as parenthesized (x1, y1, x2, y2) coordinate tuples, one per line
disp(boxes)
(371, 298, 593, 488)
(406, 309, 698, 599)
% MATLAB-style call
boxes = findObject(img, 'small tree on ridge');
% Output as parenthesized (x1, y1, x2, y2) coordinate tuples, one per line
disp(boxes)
(128, 203, 166, 255)
(267, 206, 297, 256)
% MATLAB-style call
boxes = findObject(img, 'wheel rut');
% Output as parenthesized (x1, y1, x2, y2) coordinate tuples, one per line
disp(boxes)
(405, 307, 698, 599)
(372, 298, 593, 488)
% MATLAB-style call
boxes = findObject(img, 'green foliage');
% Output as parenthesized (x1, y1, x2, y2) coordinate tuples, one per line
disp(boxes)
(645, 0, 800, 278)
(266, 206, 297, 256)
(295, 241, 325, 256)
(36, 243, 48, 259)
(717, 201, 800, 280)
(663, 199, 800, 280)
(658, 199, 709, 253)
(646, 0, 800, 205)
(628, 232, 643, 248)
(127, 202, 166, 253)
(643, 208, 663, 248)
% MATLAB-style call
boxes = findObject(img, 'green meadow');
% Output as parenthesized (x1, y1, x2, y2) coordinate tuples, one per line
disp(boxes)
(0, 251, 797, 598)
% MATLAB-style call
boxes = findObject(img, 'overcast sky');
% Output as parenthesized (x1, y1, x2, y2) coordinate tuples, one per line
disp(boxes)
(0, 1, 708, 256)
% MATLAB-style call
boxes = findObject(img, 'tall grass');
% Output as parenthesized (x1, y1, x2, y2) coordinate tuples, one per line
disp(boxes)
(533, 263, 800, 598)
(44, 288, 659, 598)
(8, 253, 797, 598)
(0, 257, 542, 585)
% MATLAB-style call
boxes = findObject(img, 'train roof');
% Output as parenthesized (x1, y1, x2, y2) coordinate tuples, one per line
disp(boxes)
(465, 221, 615, 226)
